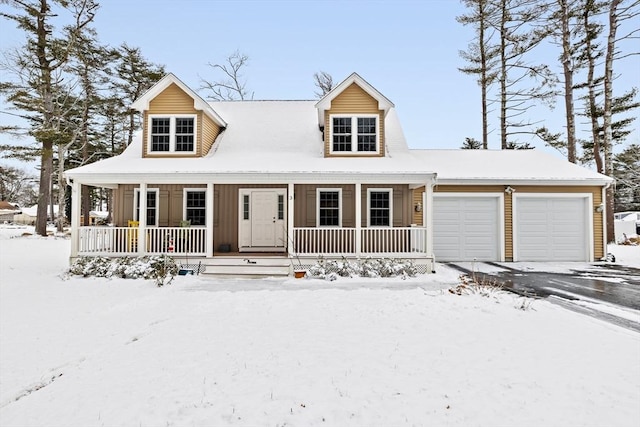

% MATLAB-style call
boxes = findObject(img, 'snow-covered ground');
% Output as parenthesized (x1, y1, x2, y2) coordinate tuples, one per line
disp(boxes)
(1, 226, 639, 427)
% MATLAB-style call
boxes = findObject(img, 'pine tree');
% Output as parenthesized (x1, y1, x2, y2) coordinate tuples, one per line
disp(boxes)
(0, 0, 98, 235)
(457, 0, 500, 149)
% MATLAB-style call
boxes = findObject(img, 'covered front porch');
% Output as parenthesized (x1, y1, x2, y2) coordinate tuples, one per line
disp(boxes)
(68, 173, 437, 274)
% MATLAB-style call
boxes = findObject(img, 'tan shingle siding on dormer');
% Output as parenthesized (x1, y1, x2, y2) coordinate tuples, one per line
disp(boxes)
(142, 83, 221, 157)
(324, 83, 385, 157)
(201, 114, 221, 155)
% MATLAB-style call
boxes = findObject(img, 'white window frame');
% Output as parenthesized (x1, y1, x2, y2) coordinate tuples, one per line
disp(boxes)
(133, 188, 160, 227)
(367, 188, 393, 227)
(148, 114, 197, 154)
(183, 188, 207, 227)
(316, 188, 343, 227)
(329, 114, 380, 155)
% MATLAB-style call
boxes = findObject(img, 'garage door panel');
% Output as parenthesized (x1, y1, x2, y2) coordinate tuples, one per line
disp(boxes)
(434, 196, 500, 261)
(515, 197, 587, 261)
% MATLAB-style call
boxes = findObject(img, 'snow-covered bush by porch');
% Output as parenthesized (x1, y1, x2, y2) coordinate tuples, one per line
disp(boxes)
(68, 255, 178, 286)
(307, 256, 418, 279)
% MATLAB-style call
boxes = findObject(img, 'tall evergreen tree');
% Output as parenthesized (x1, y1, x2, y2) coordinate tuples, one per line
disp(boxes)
(112, 44, 165, 148)
(613, 143, 640, 211)
(457, 0, 500, 149)
(0, 0, 98, 235)
(492, 0, 557, 149)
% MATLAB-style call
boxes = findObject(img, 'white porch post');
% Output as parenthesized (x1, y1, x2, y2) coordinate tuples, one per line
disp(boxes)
(355, 182, 362, 255)
(70, 179, 81, 258)
(424, 179, 434, 259)
(206, 183, 214, 257)
(287, 183, 294, 257)
(138, 183, 147, 254)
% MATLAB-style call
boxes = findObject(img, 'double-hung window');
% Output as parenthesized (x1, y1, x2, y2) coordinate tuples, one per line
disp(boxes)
(134, 189, 159, 226)
(149, 115, 196, 153)
(317, 189, 342, 227)
(331, 115, 378, 154)
(184, 189, 206, 226)
(367, 189, 392, 227)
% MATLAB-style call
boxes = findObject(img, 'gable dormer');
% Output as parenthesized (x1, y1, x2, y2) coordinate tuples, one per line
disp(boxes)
(131, 73, 226, 158)
(315, 73, 394, 158)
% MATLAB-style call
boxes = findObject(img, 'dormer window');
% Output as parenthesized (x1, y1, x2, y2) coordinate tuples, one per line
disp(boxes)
(330, 115, 379, 154)
(149, 115, 196, 153)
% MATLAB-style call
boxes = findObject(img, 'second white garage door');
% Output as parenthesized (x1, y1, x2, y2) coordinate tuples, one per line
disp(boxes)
(433, 195, 501, 261)
(514, 196, 589, 261)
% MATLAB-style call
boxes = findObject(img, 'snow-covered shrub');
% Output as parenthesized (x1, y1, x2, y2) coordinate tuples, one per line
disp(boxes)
(68, 255, 178, 286)
(449, 273, 503, 297)
(307, 256, 417, 280)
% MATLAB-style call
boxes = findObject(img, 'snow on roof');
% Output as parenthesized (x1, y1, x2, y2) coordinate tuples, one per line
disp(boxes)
(315, 73, 394, 123)
(410, 149, 612, 185)
(0, 201, 18, 210)
(64, 98, 611, 187)
(19, 205, 59, 217)
(65, 101, 430, 183)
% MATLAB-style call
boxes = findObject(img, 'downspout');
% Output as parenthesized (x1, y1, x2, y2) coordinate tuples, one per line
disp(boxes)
(601, 182, 611, 260)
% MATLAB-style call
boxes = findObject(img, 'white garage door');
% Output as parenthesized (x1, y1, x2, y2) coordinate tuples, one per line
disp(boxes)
(433, 196, 500, 261)
(515, 197, 588, 261)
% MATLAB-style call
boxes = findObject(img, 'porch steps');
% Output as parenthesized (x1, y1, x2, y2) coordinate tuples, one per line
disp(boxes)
(200, 256, 292, 278)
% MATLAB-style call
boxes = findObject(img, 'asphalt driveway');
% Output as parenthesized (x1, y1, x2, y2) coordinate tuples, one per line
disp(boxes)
(446, 261, 640, 331)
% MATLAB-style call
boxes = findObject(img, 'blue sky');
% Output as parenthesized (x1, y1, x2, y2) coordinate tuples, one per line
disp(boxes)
(1, 0, 638, 166)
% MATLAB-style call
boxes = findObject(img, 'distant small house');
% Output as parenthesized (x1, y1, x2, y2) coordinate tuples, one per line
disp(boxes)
(13, 205, 59, 225)
(0, 201, 20, 223)
(614, 211, 640, 242)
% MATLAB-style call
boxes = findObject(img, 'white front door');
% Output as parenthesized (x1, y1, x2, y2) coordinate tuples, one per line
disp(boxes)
(239, 189, 286, 251)
(251, 191, 278, 247)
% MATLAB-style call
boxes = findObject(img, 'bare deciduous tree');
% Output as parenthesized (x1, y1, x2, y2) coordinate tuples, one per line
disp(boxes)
(313, 71, 334, 98)
(200, 50, 253, 101)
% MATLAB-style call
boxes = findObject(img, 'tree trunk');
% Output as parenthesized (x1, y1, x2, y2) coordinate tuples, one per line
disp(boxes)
(584, 5, 604, 174)
(560, 0, 576, 163)
(480, 0, 489, 149)
(34, 0, 53, 236)
(603, 0, 621, 243)
(500, 0, 508, 150)
(35, 143, 52, 236)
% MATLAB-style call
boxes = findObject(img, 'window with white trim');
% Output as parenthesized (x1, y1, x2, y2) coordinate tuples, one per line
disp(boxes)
(330, 115, 378, 154)
(367, 189, 392, 227)
(184, 189, 206, 226)
(134, 188, 159, 226)
(317, 189, 342, 227)
(149, 115, 196, 153)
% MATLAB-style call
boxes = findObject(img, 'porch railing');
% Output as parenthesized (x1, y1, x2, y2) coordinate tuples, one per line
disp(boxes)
(293, 226, 427, 256)
(78, 226, 206, 256)
(361, 227, 427, 254)
(293, 227, 357, 255)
